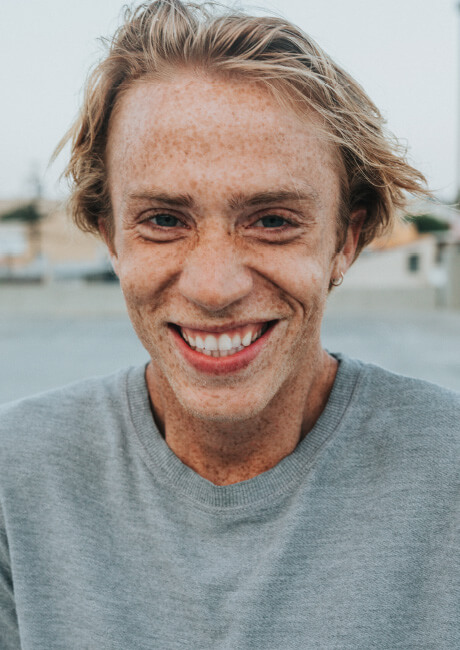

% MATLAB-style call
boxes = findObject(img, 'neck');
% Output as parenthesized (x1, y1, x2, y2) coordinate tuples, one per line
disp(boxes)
(146, 350, 337, 485)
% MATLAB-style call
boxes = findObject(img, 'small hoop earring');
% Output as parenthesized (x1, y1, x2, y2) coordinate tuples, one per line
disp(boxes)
(331, 271, 344, 287)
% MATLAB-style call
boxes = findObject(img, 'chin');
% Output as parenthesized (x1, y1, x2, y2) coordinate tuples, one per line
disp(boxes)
(178, 388, 271, 424)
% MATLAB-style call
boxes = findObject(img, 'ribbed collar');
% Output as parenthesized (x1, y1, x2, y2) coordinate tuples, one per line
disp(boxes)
(127, 354, 363, 511)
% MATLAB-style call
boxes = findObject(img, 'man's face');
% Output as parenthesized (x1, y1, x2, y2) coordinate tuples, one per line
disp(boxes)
(105, 73, 357, 421)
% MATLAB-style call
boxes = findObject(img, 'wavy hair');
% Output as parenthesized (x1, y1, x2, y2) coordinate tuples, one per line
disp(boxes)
(55, 0, 430, 256)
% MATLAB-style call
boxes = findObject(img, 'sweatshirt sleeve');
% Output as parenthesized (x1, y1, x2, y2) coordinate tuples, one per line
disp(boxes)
(0, 503, 21, 649)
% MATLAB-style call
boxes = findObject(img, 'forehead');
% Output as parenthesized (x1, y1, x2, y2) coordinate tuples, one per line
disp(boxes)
(106, 73, 340, 209)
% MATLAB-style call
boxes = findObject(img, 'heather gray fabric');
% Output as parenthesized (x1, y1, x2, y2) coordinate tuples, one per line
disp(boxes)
(0, 355, 459, 649)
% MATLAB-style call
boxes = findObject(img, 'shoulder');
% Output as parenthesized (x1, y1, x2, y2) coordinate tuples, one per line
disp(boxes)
(338, 355, 460, 471)
(0, 366, 145, 468)
(354, 358, 460, 421)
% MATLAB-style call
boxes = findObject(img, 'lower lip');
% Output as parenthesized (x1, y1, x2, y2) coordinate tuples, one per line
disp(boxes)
(169, 323, 276, 375)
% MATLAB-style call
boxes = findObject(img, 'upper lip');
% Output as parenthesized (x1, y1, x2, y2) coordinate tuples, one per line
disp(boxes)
(170, 320, 276, 333)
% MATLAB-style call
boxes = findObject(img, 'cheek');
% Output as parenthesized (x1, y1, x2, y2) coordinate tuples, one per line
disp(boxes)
(252, 243, 333, 304)
(115, 241, 177, 302)
(117, 254, 152, 303)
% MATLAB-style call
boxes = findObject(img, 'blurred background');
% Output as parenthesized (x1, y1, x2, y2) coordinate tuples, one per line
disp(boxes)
(1, 0, 460, 404)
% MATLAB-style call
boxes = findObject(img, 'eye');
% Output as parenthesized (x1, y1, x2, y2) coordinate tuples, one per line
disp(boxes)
(149, 213, 181, 227)
(253, 215, 289, 228)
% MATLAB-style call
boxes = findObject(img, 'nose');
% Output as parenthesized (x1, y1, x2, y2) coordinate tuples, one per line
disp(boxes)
(177, 227, 253, 312)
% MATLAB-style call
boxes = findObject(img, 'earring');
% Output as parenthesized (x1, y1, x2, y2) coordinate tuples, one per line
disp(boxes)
(331, 271, 344, 287)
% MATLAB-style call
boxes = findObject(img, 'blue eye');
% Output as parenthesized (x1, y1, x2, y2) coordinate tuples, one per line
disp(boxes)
(256, 215, 287, 228)
(151, 214, 180, 227)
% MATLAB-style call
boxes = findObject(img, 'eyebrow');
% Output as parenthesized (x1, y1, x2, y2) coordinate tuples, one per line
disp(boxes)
(126, 186, 320, 211)
(228, 188, 320, 210)
(127, 191, 195, 208)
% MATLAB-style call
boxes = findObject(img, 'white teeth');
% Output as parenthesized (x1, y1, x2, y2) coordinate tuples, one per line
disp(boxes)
(232, 333, 241, 348)
(241, 331, 253, 347)
(218, 334, 233, 351)
(180, 323, 270, 357)
(204, 335, 218, 351)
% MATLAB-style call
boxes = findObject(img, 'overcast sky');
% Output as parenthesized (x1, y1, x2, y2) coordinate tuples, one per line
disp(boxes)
(1, 0, 458, 202)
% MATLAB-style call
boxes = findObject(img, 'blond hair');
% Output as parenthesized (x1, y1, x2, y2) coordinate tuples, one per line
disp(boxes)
(56, 0, 430, 256)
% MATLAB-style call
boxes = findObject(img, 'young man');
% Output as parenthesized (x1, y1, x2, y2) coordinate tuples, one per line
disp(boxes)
(1, 1, 459, 647)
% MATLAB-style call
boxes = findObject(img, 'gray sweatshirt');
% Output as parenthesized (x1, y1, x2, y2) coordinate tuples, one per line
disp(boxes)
(0, 355, 459, 649)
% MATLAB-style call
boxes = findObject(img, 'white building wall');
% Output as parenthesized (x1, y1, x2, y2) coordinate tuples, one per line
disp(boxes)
(344, 236, 437, 289)
(0, 223, 27, 258)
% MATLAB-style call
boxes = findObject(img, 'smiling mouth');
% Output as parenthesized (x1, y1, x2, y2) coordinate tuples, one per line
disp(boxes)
(172, 321, 275, 358)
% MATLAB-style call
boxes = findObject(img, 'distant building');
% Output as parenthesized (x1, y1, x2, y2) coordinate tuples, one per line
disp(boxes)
(346, 221, 438, 290)
(344, 212, 460, 309)
(0, 199, 112, 281)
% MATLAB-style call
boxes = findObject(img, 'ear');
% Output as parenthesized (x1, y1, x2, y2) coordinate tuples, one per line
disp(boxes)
(98, 218, 119, 277)
(333, 208, 366, 276)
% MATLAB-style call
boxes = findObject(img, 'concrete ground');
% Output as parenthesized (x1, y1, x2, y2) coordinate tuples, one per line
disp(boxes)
(1, 285, 459, 404)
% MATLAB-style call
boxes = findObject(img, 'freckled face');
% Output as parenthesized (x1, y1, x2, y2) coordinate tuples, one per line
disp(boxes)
(105, 73, 354, 421)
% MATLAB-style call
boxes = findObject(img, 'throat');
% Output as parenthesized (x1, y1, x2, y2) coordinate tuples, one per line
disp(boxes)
(148, 383, 307, 486)
(166, 421, 296, 485)
(145, 350, 337, 486)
